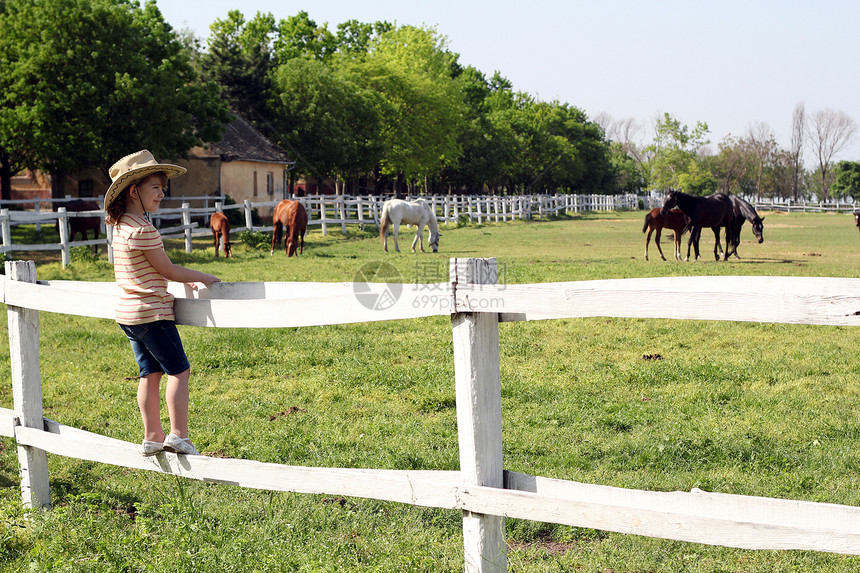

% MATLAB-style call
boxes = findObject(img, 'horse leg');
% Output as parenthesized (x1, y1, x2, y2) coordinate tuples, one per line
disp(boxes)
(270, 223, 279, 256)
(392, 224, 400, 252)
(644, 228, 653, 261)
(654, 228, 666, 261)
(213, 230, 220, 257)
(685, 227, 695, 261)
(412, 224, 424, 252)
(673, 231, 682, 260)
(712, 228, 721, 261)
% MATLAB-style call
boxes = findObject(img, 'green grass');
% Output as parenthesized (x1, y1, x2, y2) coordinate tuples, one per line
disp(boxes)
(1, 209, 859, 571)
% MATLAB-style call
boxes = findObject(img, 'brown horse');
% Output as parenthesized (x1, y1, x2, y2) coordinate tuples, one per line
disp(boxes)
(209, 211, 233, 258)
(642, 208, 689, 261)
(271, 200, 308, 257)
(59, 199, 101, 253)
(855, 212, 859, 238)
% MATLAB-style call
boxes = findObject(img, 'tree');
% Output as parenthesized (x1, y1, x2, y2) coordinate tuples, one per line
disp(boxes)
(747, 122, 778, 199)
(268, 57, 385, 191)
(830, 161, 860, 201)
(274, 11, 335, 62)
(789, 102, 805, 201)
(807, 108, 857, 200)
(342, 25, 466, 191)
(0, 0, 229, 198)
(201, 10, 276, 129)
(708, 135, 755, 194)
(647, 113, 714, 194)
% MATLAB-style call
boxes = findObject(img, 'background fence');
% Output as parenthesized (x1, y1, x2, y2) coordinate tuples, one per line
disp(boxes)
(2, 193, 857, 267)
(2, 258, 860, 572)
(0, 194, 637, 267)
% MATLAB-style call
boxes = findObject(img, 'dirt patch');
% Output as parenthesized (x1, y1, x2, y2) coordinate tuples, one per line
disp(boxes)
(269, 406, 305, 420)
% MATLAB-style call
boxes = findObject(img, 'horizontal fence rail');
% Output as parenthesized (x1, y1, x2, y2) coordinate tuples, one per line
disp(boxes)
(2, 260, 860, 571)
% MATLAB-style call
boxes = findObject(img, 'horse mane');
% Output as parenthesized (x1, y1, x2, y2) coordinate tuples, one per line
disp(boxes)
(730, 195, 759, 222)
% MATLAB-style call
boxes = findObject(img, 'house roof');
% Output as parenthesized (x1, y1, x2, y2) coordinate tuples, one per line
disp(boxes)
(211, 114, 292, 165)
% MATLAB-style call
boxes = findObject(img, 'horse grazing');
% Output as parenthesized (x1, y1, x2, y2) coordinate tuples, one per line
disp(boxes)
(209, 211, 233, 258)
(271, 199, 308, 257)
(642, 208, 689, 261)
(712, 195, 765, 259)
(661, 190, 733, 261)
(59, 199, 101, 253)
(380, 198, 440, 253)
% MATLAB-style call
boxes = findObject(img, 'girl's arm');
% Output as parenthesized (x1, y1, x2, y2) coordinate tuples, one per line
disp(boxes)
(143, 248, 221, 285)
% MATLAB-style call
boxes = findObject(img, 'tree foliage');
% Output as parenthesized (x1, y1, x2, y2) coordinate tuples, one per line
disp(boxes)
(831, 161, 860, 201)
(0, 0, 229, 197)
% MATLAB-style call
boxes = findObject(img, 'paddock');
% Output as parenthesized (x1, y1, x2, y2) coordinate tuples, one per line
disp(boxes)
(2, 258, 860, 572)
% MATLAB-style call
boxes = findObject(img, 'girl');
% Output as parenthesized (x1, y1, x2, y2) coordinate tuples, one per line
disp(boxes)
(104, 150, 220, 456)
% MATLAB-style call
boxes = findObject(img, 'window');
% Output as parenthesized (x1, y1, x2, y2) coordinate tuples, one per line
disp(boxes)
(253, 171, 258, 197)
(267, 172, 274, 195)
(78, 179, 94, 197)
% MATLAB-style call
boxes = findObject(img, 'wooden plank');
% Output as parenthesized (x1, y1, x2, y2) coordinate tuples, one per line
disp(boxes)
(6, 276, 860, 328)
(464, 276, 860, 326)
(14, 424, 860, 554)
(0, 407, 17, 438)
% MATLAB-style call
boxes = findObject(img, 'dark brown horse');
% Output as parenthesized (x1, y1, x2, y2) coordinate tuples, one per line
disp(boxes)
(642, 208, 689, 261)
(209, 211, 233, 258)
(712, 195, 765, 259)
(271, 200, 308, 257)
(59, 199, 101, 253)
(855, 212, 859, 238)
(661, 190, 734, 261)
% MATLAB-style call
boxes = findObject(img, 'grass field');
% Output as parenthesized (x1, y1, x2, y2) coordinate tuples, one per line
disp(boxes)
(1, 209, 859, 572)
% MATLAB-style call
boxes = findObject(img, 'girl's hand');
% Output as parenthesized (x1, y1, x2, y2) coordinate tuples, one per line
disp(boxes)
(186, 275, 220, 290)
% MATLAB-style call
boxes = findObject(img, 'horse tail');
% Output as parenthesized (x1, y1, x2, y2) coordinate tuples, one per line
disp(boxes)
(642, 212, 652, 233)
(380, 203, 390, 245)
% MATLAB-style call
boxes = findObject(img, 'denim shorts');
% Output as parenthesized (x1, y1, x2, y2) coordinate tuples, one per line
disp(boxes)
(119, 320, 190, 377)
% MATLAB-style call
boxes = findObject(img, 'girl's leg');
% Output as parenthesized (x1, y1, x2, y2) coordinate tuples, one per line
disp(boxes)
(138, 372, 165, 442)
(165, 368, 191, 438)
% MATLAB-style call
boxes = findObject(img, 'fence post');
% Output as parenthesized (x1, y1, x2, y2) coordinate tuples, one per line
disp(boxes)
(6, 260, 51, 509)
(181, 202, 192, 253)
(57, 207, 70, 268)
(243, 200, 254, 232)
(450, 257, 506, 573)
(1, 209, 10, 253)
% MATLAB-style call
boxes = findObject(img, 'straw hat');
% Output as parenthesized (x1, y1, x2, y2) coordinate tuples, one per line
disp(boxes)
(103, 150, 186, 210)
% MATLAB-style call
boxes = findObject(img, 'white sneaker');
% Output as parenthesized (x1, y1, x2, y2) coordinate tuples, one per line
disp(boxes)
(141, 440, 163, 456)
(163, 433, 200, 455)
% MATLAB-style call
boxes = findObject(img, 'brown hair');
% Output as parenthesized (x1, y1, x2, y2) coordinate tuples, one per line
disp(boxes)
(104, 172, 168, 225)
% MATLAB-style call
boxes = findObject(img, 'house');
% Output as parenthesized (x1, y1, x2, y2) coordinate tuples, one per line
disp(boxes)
(12, 114, 293, 218)
(173, 113, 294, 217)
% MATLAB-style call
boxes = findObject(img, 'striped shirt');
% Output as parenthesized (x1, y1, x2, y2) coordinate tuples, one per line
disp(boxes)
(112, 213, 174, 325)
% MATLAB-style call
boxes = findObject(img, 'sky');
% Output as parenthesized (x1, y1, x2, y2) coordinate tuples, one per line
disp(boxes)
(154, 0, 860, 163)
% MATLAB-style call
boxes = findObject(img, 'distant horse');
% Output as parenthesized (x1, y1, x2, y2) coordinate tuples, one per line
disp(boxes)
(642, 208, 689, 261)
(209, 211, 233, 258)
(59, 199, 101, 253)
(380, 198, 440, 253)
(712, 195, 765, 259)
(661, 190, 733, 261)
(855, 212, 859, 238)
(271, 199, 308, 257)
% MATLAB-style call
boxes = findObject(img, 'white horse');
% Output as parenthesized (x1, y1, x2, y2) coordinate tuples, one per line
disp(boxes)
(380, 198, 441, 253)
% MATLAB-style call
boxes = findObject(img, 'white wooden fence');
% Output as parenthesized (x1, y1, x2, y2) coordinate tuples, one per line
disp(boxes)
(0, 194, 638, 267)
(2, 258, 860, 571)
